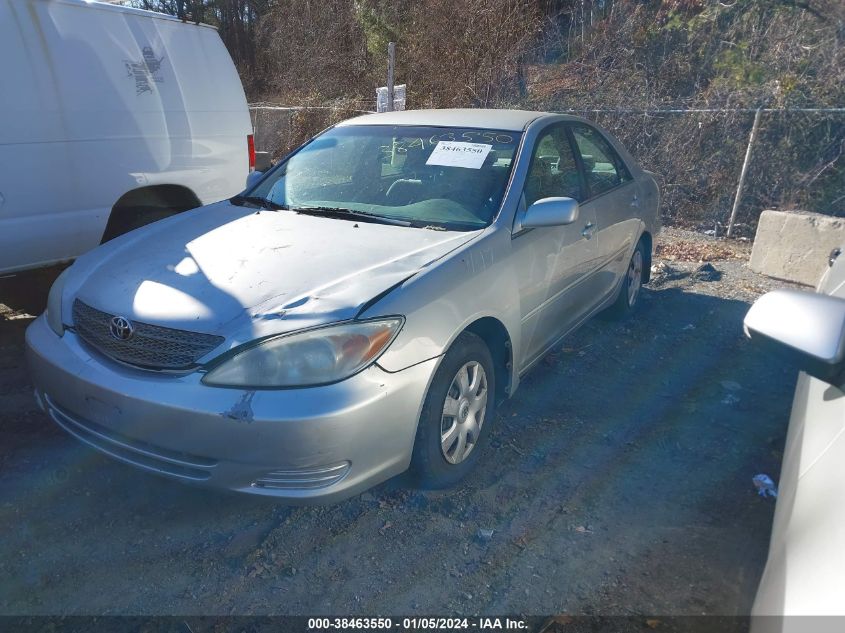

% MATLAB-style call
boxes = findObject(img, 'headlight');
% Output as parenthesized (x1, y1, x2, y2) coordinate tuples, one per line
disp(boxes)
(202, 317, 404, 388)
(46, 268, 70, 336)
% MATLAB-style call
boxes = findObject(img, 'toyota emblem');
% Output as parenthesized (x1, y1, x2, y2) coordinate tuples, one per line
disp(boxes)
(109, 316, 135, 341)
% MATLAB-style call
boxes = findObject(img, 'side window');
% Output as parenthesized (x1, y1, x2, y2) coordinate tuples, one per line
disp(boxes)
(570, 125, 632, 197)
(524, 126, 583, 206)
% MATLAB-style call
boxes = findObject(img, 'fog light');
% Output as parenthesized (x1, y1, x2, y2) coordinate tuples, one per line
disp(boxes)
(251, 461, 350, 490)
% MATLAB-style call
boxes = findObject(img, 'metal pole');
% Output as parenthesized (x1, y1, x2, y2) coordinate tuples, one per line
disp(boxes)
(386, 42, 395, 112)
(726, 107, 762, 238)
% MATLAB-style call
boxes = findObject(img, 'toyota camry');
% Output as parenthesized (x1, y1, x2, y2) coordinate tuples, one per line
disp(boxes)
(26, 109, 660, 502)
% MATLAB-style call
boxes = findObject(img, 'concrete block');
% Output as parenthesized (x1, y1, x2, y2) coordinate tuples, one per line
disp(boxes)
(750, 210, 845, 286)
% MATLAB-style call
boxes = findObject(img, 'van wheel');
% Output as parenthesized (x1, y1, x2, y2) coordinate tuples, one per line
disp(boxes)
(605, 239, 646, 320)
(410, 332, 496, 489)
(101, 206, 175, 242)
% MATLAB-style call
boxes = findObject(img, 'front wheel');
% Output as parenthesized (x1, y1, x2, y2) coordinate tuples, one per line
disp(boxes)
(606, 239, 646, 319)
(410, 332, 496, 489)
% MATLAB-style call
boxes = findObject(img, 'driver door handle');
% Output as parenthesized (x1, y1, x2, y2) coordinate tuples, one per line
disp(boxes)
(581, 222, 596, 239)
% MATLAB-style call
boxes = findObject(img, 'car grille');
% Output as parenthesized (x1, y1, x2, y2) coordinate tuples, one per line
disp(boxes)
(72, 299, 224, 370)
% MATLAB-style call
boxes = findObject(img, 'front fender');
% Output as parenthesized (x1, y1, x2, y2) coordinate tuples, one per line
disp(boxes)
(361, 226, 523, 392)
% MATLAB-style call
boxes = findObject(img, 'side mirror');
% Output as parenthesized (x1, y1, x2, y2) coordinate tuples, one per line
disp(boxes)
(254, 152, 272, 172)
(522, 197, 579, 229)
(744, 289, 845, 383)
(245, 170, 264, 190)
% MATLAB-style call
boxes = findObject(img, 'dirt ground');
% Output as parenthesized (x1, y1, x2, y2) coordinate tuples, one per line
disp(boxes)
(0, 229, 801, 625)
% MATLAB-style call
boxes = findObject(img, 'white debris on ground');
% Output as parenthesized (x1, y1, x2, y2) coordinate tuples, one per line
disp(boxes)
(753, 474, 779, 499)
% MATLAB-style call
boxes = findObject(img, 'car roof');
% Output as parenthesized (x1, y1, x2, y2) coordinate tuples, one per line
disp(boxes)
(52, 0, 217, 29)
(337, 109, 572, 132)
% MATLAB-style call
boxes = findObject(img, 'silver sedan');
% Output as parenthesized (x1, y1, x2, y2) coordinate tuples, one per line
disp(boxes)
(26, 109, 660, 502)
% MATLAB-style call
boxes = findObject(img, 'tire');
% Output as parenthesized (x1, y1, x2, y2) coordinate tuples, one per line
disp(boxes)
(410, 332, 497, 489)
(605, 238, 646, 320)
(101, 206, 179, 242)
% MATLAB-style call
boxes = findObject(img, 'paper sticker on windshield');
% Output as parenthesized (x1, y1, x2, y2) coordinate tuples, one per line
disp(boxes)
(426, 141, 492, 169)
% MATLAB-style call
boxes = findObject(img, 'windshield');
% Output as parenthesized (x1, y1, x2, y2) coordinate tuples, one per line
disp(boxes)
(245, 125, 522, 230)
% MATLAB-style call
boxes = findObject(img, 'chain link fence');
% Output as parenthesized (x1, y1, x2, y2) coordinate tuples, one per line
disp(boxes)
(250, 104, 845, 235)
(554, 107, 845, 236)
(250, 104, 373, 163)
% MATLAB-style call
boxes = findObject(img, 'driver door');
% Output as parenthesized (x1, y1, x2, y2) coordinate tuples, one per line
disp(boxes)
(511, 124, 602, 371)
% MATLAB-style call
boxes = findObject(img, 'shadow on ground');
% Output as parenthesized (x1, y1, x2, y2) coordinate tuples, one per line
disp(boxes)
(0, 276, 793, 623)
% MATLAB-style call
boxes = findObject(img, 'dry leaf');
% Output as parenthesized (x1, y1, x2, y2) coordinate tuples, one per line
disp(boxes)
(655, 240, 742, 262)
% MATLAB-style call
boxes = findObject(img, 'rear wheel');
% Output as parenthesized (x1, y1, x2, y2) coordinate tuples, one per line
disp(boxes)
(101, 206, 179, 242)
(101, 186, 200, 243)
(410, 332, 496, 488)
(606, 239, 646, 319)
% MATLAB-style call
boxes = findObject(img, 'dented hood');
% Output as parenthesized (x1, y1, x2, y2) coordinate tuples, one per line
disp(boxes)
(69, 201, 479, 344)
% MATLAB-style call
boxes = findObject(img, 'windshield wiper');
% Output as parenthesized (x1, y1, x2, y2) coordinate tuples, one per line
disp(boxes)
(230, 194, 286, 211)
(291, 205, 412, 227)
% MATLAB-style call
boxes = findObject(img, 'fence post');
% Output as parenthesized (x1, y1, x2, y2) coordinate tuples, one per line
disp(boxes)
(726, 107, 763, 238)
(387, 42, 396, 112)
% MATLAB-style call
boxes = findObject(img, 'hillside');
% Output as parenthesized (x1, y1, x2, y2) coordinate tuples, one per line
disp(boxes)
(137, 0, 845, 228)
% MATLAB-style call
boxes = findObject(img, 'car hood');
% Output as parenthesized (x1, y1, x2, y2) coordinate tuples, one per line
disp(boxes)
(66, 201, 480, 347)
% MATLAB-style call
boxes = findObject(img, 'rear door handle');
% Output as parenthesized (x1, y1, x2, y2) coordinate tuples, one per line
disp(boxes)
(581, 222, 596, 239)
(630, 195, 640, 208)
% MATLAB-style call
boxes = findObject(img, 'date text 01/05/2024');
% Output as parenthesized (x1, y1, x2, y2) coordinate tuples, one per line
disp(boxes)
(307, 617, 529, 631)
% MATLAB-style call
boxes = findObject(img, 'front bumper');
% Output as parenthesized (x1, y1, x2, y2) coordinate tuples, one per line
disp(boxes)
(25, 314, 438, 502)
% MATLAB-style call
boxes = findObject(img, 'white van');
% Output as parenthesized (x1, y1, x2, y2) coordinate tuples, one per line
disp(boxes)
(0, 0, 254, 274)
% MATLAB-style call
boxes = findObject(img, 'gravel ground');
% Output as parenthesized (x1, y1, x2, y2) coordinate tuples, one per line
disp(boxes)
(0, 229, 804, 625)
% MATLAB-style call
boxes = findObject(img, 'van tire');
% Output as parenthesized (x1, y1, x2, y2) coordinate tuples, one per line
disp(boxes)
(101, 206, 173, 242)
(101, 186, 201, 243)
